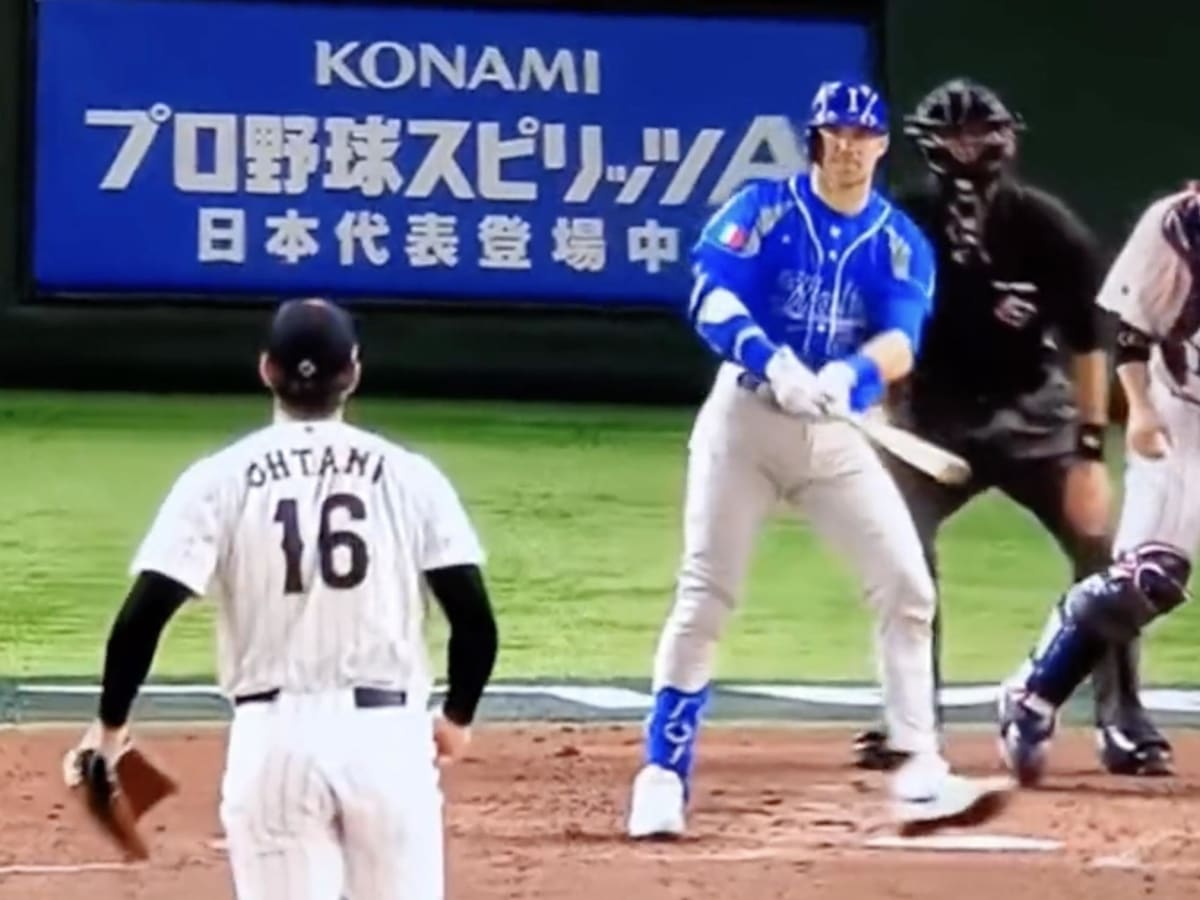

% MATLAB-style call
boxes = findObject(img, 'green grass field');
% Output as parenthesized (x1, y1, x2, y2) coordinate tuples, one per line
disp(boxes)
(2, 389, 1197, 685)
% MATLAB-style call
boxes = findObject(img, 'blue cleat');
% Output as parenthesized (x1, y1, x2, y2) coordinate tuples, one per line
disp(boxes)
(997, 686, 1056, 787)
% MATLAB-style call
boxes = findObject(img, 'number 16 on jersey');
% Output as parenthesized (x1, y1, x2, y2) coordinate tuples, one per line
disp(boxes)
(273, 493, 370, 593)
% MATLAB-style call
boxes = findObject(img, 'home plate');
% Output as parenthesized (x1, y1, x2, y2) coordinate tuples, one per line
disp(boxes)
(865, 834, 1063, 853)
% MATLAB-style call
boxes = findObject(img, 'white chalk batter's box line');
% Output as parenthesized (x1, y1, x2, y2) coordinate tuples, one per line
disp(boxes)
(0, 862, 145, 875)
(13, 834, 1200, 873)
(16, 683, 1200, 713)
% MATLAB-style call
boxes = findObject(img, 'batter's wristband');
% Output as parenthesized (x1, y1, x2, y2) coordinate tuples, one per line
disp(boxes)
(1077, 423, 1106, 461)
(846, 353, 884, 410)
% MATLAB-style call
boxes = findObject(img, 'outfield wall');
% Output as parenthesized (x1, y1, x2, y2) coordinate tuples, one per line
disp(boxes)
(1, 0, 1196, 404)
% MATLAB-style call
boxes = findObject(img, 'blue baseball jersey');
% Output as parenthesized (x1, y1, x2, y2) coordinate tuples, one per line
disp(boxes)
(688, 174, 937, 410)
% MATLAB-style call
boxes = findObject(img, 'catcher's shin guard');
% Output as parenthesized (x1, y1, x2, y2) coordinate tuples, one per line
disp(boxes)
(1025, 545, 1190, 707)
(1003, 544, 1189, 780)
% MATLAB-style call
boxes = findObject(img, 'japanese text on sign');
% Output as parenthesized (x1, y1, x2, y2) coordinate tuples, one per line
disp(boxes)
(33, 0, 875, 304)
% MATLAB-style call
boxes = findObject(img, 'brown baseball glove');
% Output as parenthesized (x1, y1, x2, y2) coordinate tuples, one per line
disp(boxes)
(65, 743, 178, 860)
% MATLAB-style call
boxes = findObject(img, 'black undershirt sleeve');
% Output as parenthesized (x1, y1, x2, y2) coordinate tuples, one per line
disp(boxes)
(424, 564, 498, 726)
(98, 571, 193, 728)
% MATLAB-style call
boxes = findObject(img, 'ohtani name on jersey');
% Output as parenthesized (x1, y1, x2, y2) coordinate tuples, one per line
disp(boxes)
(245, 445, 384, 488)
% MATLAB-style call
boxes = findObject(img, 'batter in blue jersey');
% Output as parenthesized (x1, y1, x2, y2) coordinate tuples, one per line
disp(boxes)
(627, 80, 1012, 838)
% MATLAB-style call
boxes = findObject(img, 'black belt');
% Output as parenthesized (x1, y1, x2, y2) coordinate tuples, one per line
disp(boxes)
(234, 687, 409, 708)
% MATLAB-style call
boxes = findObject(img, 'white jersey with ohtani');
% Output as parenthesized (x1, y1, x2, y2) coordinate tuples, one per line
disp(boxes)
(1097, 189, 1200, 403)
(129, 417, 483, 702)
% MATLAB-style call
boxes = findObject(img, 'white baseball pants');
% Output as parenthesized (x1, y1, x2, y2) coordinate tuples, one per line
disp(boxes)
(220, 690, 443, 900)
(1114, 380, 1200, 560)
(653, 364, 939, 754)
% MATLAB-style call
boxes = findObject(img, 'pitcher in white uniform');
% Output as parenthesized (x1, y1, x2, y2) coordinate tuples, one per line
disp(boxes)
(64, 298, 500, 899)
(999, 184, 1200, 784)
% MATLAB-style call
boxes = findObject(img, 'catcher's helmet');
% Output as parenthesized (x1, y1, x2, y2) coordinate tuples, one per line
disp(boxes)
(807, 80, 889, 135)
(903, 78, 1023, 177)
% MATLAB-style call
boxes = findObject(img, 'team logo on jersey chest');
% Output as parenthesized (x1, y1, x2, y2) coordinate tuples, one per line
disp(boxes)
(777, 270, 821, 319)
(991, 280, 1039, 328)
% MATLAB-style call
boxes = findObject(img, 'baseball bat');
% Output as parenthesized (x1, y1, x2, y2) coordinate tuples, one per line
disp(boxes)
(833, 411, 972, 485)
(743, 375, 971, 484)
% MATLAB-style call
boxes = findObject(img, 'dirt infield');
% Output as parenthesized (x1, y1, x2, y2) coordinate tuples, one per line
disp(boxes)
(2, 723, 1199, 899)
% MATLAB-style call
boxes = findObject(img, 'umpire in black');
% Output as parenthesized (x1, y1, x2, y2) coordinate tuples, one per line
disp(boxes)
(853, 78, 1171, 777)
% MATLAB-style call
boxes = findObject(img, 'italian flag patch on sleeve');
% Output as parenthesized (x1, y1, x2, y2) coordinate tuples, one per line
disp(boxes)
(718, 223, 748, 250)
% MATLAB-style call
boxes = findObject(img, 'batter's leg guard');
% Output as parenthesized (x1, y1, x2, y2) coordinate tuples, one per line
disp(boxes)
(630, 685, 710, 839)
(643, 684, 711, 796)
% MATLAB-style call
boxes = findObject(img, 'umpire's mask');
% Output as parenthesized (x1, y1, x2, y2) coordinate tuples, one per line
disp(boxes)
(903, 78, 1024, 264)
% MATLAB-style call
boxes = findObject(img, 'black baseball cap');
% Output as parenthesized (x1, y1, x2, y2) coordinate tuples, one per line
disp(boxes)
(265, 298, 358, 384)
